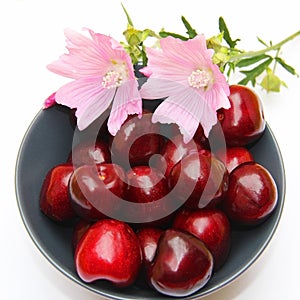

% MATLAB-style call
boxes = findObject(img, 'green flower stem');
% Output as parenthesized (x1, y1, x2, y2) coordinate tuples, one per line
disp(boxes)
(228, 30, 300, 63)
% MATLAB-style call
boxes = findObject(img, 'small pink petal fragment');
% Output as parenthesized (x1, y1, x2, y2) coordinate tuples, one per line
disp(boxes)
(43, 92, 56, 109)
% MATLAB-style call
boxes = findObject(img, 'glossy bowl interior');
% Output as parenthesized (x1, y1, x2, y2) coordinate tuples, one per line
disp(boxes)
(15, 104, 285, 299)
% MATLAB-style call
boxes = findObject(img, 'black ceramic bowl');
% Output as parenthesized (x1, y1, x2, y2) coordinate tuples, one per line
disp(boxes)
(15, 104, 285, 299)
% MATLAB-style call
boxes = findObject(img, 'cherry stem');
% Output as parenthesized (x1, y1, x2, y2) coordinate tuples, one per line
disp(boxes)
(228, 30, 300, 63)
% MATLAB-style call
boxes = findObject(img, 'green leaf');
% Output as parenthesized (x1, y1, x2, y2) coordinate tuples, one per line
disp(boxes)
(257, 36, 269, 47)
(140, 29, 157, 42)
(275, 57, 298, 75)
(236, 54, 271, 68)
(181, 16, 197, 39)
(159, 30, 189, 41)
(121, 3, 134, 26)
(238, 57, 273, 85)
(219, 17, 240, 48)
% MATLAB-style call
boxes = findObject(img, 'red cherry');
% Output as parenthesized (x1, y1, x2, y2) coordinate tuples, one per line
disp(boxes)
(136, 227, 163, 284)
(169, 152, 228, 209)
(156, 134, 203, 177)
(126, 166, 172, 227)
(68, 140, 111, 167)
(223, 162, 278, 226)
(217, 146, 254, 173)
(69, 163, 127, 221)
(75, 219, 142, 287)
(218, 85, 265, 146)
(173, 208, 231, 270)
(72, 219, 92, 250)
(40, 163, 76, 222)
(193, 124, 210, 149)
(110, 111, 163, 168)
(148, 229, 213, 297)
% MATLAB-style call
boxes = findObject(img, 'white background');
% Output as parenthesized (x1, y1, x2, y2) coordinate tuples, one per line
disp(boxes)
(1, 0, 299, 299)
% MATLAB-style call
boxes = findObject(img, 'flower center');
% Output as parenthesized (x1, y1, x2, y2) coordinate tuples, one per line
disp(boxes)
(102, 62, 129, 89)
(102, 70, 124, 89)
(188, 69, 213, 90)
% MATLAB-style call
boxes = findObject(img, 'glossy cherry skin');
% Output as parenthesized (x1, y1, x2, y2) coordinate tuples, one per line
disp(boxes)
(68, 140, 111, 167)
(156, 134, 203, 177)
(218, 85, 265, 146)
(173, 208, 231, 270)
(110, 111, 163, 168)
(217, 146, 254, 173)
(40, 163, 76, 222)
(193, 124, 210, 149)
(148, 229, 213, 297)
(75, 219, 142, 287)
(136, 227, 163, 284)
(126, 166, 172, 227)
(223, 162, 278, 226)
(69, 163, 127, 221)
(72, 219, 92, 251)
(169, 152, 228, 209)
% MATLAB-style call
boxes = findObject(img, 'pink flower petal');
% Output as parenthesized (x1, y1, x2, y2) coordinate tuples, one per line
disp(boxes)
(151, 85, 218, 143)
(140, 78, 184, 100)
(160, 35, 212, 69)
(108, 80, 142, 135)
(47, 29, 135, 80)
(55, 77, 115, 130)
(140, 47, 191, 84)
(43, 92, 56, 109)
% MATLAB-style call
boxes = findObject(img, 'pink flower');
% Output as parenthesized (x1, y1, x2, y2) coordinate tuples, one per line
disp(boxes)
(140, 34, 230, 143)
(47, 28, 142, 135)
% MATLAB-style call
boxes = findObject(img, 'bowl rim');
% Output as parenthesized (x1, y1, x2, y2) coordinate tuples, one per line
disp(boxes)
(15, 107, 286, 300)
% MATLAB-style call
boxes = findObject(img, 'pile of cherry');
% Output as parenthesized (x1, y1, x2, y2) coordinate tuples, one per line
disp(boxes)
(40, 85, 278, 297)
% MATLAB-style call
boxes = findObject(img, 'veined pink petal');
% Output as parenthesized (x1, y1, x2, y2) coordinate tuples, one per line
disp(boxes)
(140, 47, 191, 84)
(152, 87, 217, 143)
(76, 88, 115, 131)
(108, 80, 142, 135)
(88, 29, 134, 74)
(140, 78, 185, 100)
(55, 77, 115, 130)
(47, 29, 135, 81)
(47, 29, 111, 79)
(159, 35, 213, 70)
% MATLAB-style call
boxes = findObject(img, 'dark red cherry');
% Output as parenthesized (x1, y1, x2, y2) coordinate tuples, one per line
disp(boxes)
(136, 227, 163, 284)
(126, 166, 172, 227)
(40, 163, 76, 222)
(68, 140, 111, 167)
(223, 162, 278, 226)
(110, 111, 163, 168)
(148, 229, 213, 297)
(69, 163, 127, 221)
(75, 219, 142, 287)
(156, 134, 203, 177)
(218, 85, 265, 146)
(173, 208, 231, 270)
(217, 146, 254, 173)
(169, 152, 228, 209)
(193, 124, 210, 149)
(72, 219, 92, 251)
